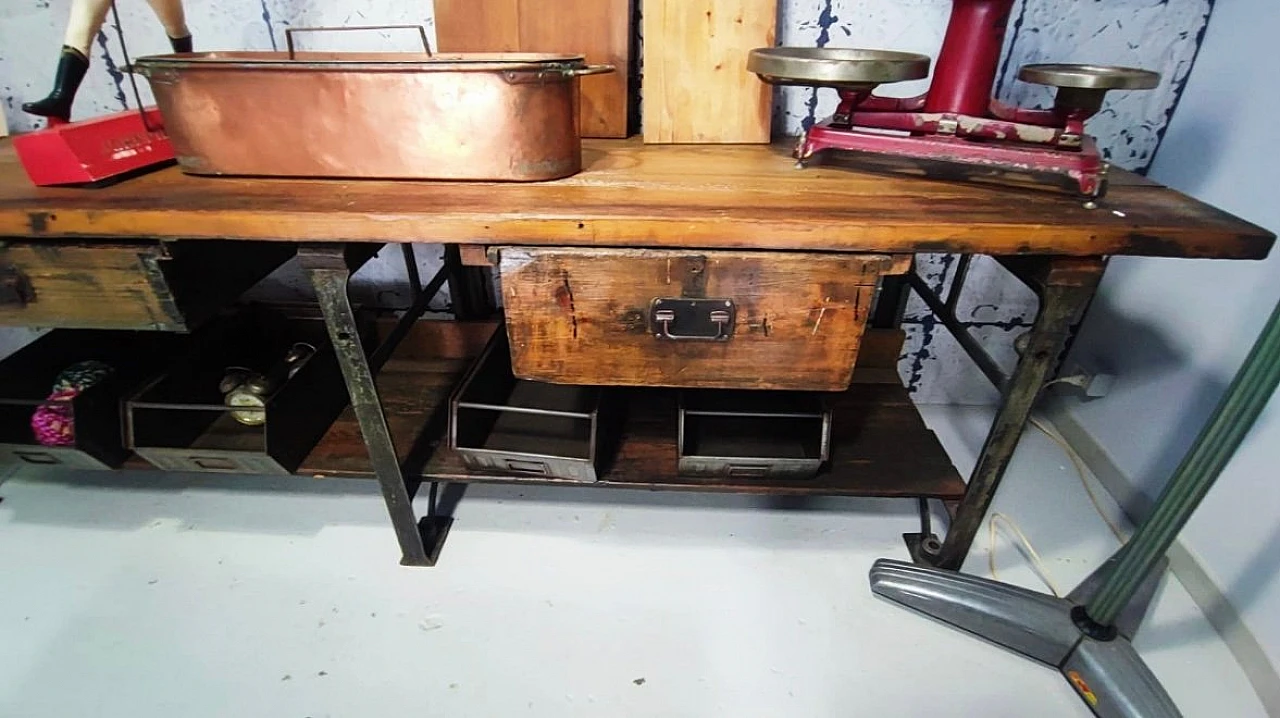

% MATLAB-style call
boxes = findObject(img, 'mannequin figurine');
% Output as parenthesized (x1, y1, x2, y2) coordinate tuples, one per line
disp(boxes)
(23, 0, 191, 122)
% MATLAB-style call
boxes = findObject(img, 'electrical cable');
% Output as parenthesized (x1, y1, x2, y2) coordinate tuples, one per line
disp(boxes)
(985, 413, 1130, 594)
(988, 511, 1063, 597)
(1029, 414, 1128, 542)
(1041, 375, 1090, 391)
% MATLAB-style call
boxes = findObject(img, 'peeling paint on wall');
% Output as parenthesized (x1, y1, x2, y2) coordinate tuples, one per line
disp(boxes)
(0, 0, 1214, 404)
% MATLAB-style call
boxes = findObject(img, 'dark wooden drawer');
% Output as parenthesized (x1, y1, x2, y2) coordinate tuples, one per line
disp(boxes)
(0, 240, 294, 331)
(494, 247, 910, 390)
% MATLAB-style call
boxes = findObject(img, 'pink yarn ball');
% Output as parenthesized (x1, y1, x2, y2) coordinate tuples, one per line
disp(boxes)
(32, 388, 80, 447)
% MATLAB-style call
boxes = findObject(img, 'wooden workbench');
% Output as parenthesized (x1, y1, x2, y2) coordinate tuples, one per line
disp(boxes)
(0, 138, 1271, 569)
(0, 140, 1268, 257)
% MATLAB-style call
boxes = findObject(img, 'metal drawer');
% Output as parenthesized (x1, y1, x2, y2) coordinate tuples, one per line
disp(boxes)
(0, 329, 192, 470)
(449, 327, 608, 482)
(126, 307, 350, 475)
(678, 390, 832, 479)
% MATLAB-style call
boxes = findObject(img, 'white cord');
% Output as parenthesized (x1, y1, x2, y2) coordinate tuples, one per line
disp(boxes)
(988, 511, 1063, 597)
(1029, 415, 1127, 542)
(1042, 375, 1090, 391)
(986, 414, 1128, 594)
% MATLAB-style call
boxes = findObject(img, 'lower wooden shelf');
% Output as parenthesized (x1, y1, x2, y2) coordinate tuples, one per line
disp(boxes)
(298, 322, 966, 500)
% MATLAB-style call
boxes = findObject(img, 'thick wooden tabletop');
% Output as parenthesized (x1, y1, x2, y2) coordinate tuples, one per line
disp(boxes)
(0, 138, 1271, 258)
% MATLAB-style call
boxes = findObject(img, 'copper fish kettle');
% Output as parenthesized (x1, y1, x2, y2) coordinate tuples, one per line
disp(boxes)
(131, 26, 613, 181)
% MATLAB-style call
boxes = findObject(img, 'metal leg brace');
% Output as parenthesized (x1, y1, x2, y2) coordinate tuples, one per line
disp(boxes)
(906, 256, 1105, 569)
(300, 243, 452, 566)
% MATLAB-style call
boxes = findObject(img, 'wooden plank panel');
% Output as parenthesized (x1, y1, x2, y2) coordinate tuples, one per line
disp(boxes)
(434, 0, 630, 138)
(519, 0, 630, 138)
(433, 0, 521, 52)
(0, 243, 180, 330)
(642, 0, 775, 143)
(457, 245, 491, 267)
(497, 248, 904, 390)
(0, 140, 1270, 258)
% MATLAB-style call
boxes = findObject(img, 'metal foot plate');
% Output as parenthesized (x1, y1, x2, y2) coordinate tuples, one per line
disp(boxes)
(404, 516, 454, 568)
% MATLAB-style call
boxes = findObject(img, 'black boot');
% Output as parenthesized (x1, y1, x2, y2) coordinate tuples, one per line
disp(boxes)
(22, 46, 89, 122)
(169, 34, 193, 53)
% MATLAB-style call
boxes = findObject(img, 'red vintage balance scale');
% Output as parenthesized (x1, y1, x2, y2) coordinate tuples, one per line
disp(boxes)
(13, 0, 181, 186)
(749, 0, 1161, 201)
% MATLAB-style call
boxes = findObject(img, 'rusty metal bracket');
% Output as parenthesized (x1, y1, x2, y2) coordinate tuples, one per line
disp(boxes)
(300, 243, 452, 567)
(906, 255, 1105, 570)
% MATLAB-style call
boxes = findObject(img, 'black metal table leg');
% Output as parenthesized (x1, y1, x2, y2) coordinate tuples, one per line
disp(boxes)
(871, 268, 913, 329)
(300, 244, 453, 567)
(907, 257, 1106, 570)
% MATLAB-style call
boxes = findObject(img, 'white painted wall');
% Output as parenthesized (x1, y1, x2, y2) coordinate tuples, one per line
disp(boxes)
(0, 1, 1213, 401)
(1062, 0, 1280, 669)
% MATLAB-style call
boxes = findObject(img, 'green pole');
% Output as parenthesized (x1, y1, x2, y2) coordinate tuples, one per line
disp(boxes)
(1086, 299, 1280, 627)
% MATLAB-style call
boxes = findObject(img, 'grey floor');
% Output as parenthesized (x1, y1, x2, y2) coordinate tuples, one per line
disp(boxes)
(0, 406, 1265, 717)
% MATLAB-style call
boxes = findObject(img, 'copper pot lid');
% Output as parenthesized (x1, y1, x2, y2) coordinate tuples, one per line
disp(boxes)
(134, 51, 592, 73)
(748, 47, 931, 91)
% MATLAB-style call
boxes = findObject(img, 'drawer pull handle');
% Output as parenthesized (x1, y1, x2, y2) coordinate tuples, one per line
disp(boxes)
(15, 451, 60, 465)
(193, 456, 238, 471)
(727, 464, 769, 478)
(505, 459, 550, 475)
(650, 298, 736, 341)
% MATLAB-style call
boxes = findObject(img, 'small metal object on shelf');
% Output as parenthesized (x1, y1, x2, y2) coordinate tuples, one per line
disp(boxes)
(450, 328, 607, 482)
(678, 389, 832, 479)
(220, 342, 318, 426)
(126, 308, 350, 475)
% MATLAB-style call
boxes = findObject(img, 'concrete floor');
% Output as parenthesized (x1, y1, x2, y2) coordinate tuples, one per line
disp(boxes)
(0, 406, 1266, 717)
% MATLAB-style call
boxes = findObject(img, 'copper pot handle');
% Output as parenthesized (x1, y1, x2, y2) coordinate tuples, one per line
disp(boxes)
(500, 64, 617, 85)
(567, 64, 616, 77)
(284, 25, 433, 60)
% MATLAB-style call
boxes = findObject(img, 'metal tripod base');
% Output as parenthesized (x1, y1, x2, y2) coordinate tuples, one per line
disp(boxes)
(870, 558, 1179, 718)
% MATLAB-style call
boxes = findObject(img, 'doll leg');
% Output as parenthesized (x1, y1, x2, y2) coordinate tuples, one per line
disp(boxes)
(63, 0, 114, 55)
(144, 0, 192, 51)
(21, 0, 111, 120)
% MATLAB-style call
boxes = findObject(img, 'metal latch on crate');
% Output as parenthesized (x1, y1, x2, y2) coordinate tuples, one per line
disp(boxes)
(650, 297, 736, 341)
(0, 266, 34, 307)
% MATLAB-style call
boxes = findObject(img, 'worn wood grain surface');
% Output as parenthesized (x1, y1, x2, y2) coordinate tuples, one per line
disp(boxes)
(642, 0, 776, 143)
(0, 243, 182, 330)
(0, 139, 1270, 258)
(434, 0, 631, 138)
(0, 240, 294, 331)
(497, 247, 906, 389)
